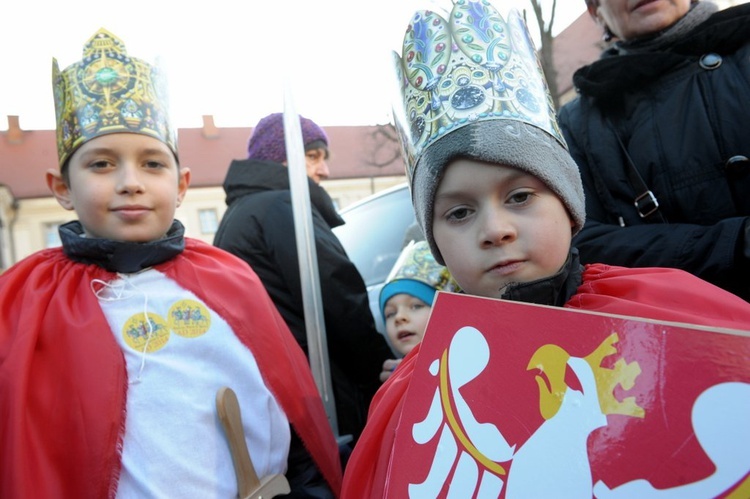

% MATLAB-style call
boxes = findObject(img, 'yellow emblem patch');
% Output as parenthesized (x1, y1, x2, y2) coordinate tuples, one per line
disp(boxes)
(122, 312, 170, 353)
(168, 299, 211, 338)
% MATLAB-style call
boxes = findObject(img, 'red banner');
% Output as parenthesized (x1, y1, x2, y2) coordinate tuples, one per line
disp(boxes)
(385, 292, 750, 498)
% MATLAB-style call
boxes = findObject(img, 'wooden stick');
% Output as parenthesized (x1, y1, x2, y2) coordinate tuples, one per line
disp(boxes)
(216, 387, 291, 498)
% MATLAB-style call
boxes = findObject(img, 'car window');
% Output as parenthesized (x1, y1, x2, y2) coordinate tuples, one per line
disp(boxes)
(334, 185, 415, 287)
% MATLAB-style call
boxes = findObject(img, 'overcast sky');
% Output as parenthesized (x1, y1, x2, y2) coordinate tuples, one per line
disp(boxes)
(0, 0, 585, 131)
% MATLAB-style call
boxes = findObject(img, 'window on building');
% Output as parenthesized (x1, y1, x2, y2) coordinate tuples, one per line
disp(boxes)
(45, 222, 64, 248)
(198, 208, 219, 235)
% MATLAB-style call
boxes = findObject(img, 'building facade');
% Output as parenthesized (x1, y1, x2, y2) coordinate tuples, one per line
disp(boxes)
(0, 118, 406, 269)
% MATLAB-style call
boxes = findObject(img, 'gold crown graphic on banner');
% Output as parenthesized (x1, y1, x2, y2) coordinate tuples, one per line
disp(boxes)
(391, 0, 565, 182)
(52, 28, 177, 167)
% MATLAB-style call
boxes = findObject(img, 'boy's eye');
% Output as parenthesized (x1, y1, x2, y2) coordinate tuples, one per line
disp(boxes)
(508, 191, 533, 205)
(144, 160, 165, 169)
(89, 160, 111, 170)
(411, 303, 425, 311)
(445, 206, 471, 222)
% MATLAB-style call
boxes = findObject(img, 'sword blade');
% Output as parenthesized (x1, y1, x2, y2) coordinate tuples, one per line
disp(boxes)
(282, 83, 339, 437)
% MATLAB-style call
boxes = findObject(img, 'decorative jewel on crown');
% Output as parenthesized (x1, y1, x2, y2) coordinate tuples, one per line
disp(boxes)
(391, 0, 566, 182)
(52, 28, 177, 167)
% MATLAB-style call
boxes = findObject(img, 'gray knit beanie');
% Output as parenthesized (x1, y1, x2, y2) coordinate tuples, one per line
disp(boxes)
(412, 119, 586, 265)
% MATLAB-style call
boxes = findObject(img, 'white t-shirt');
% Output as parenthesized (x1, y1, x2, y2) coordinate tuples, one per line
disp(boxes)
(94, 269, 290, 498)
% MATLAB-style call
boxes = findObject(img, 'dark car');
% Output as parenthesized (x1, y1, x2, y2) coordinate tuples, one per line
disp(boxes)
(333, 183, 416, 333)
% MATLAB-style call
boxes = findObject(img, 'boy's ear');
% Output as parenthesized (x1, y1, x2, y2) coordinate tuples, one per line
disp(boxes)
(45, 169, 75, 211)
(176, 166, 191, 208)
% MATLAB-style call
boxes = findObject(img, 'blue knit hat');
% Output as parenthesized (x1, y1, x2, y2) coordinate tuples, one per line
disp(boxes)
(246, 112, 328, 163)
(379, 241, 460, 320)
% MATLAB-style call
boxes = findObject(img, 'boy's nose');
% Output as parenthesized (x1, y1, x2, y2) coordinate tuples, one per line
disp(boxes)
(480, 209, 517, 247)
(117, 165, 145, 194)
(394, 308, 408, 323)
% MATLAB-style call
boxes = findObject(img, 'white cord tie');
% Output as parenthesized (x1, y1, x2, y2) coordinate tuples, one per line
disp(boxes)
(91, 275, 153, 384)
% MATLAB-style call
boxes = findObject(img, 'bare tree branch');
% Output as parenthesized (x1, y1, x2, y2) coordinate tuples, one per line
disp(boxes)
(526, 0, 561, 110)
(365, 124, 403, 169)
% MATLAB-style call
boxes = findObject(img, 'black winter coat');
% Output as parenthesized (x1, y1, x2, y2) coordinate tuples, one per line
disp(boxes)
(214, 159, 392, 443)
(558, 3, 750, 301)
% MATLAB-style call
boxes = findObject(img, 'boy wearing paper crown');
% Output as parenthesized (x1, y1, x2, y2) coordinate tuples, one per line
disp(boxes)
(341, 2, 750, 495)
(0, 29, 342, 497)
(378, 240, 459, 381)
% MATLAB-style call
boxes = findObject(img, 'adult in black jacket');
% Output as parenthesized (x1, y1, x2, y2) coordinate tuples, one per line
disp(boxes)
(214, 113, 393, 445)
(558, 0, 750, 301)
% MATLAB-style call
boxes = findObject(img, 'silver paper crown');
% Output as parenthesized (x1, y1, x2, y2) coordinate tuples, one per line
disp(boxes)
(392, 0, 566, 183)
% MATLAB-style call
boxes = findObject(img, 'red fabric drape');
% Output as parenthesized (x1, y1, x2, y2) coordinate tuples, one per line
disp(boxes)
(0, 240, 342, 498)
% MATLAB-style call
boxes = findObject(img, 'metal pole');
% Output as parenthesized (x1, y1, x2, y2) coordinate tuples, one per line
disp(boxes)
(282, 84, 339, 437)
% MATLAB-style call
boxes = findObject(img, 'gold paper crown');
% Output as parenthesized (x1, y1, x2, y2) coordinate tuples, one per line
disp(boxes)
(392, 0, 566, 182)
(52, 28, 177, 167)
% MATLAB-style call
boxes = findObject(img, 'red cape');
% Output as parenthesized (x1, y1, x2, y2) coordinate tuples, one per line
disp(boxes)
(341, 264, 750, 497)
(0, 239, 342, 498)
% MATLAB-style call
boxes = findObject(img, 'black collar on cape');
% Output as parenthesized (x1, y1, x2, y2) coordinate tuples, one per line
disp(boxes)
(59, 220, 185, 273)
(573, 3, 750, 100)
(223, 159, 345, 229)
(500, 248, 583, 307)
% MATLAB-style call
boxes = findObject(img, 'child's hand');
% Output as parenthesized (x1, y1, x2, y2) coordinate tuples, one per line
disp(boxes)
(379, 358, 402, 383)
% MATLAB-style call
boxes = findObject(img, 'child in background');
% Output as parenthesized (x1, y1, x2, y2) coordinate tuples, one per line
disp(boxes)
(0, 29, 341, 497)
(379, 240, 459, 381)
(341, 2, 750, 496)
